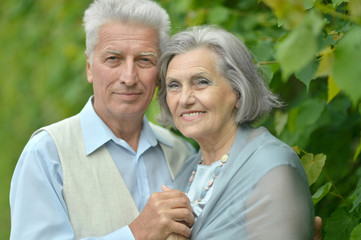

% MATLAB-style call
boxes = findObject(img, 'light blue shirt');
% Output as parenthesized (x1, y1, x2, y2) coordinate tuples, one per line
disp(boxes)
(10, 97, 174, 240)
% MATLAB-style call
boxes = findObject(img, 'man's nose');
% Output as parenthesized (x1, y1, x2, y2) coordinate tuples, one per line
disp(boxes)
(119, 59, 137, 86)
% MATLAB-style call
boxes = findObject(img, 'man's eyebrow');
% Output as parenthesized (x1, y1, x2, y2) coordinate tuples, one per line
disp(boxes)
(102, 50, 158, 59)
(105, 49, 122, 55)
(139, 52, 158, 59)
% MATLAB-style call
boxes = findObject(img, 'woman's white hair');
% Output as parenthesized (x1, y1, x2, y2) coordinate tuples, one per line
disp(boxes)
(157, 25, 282, 127)
(83, 0, 170, 64)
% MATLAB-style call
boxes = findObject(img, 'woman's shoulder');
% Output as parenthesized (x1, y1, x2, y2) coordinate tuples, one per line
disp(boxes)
(238, 126, 301, 170)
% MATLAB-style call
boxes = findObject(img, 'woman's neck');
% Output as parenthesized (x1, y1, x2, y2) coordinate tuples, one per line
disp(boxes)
(197, 125, 238, 165)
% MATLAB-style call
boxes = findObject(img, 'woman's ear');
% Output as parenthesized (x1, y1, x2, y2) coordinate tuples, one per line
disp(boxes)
(234, 91, 241, 109)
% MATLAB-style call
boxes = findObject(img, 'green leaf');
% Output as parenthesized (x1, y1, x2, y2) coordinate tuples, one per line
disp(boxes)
(274, 110, 288, 136)
(312, 182, 332, 205)
(276, 25, 316, 80)
(262, 0, 305, 29)
(258, 64, 274, 84)
(304, 0, 317, 9)
(207, 6, 230, 24)
(354, 137, 361, 162)
(294, 99, 326, 130)
(333, 26, 361, 105)
(333, 0, 346, 7)
(316, 46, 335, 78)
(327, 76, 341, 103)
(276, 11, 323, 80)
(349, 0, 361, 19)
(350, 185, 361, 212)
(294, 58, 318, 91)
(350, 223, 361, 240)
(324, 207, 359, 240)
(301, 153, 326, 186)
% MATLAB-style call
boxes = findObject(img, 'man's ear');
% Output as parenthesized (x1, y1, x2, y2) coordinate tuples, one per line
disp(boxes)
(85, 53, 93, 84)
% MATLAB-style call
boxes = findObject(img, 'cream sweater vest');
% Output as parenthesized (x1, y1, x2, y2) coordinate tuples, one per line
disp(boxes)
(35, 115, 192, 239)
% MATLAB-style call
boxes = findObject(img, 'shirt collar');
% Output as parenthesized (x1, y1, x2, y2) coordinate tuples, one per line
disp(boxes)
(79, 96, 172, 155)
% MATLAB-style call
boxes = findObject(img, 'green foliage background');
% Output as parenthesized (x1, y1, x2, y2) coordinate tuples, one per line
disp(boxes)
(1, 0, 361, 239)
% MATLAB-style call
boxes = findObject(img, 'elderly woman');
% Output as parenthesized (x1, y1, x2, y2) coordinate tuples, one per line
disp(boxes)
(157, 25, 314, 239)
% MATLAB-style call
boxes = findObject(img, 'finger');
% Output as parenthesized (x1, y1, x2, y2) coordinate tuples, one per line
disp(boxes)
(167, 208, 195, 228)
(167, 233, 190, 240)
(313, 216, 322, 240)
(168, 219, 192, 238)
(153, 191, 192, 210)
(162, 185, 173, 192)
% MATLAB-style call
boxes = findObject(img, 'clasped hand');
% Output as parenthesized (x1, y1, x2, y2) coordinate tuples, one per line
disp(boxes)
(129, 186, 194, 240)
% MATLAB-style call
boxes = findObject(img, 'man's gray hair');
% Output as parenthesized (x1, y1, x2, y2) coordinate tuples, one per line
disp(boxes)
(157, 25, 282, 127)
(83, 0, 170, 64)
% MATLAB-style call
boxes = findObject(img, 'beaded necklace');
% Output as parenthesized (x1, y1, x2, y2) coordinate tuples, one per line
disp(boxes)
(185, 153, 229, 204)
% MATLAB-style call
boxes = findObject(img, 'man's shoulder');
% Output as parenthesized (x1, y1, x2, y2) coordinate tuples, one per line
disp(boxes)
(32, 115, 79, 138)
(149, 122, 180, 141)
(148, 122, 196, 153)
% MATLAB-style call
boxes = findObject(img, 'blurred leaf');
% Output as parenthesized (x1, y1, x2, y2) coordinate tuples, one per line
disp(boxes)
(292, 145, 301, 155)
(349, 0, 361, 19)
(185, 9, 207, 26)
(316, 46, 335, 77)
(295, 58, 318, 91)
(288, 99, 326, 132)
(327, 76, 341, 103)
(350, 184, 361, 212)
(304, 0, 317, 9)
(301, 152, 326, 186)
(262, 0, 305, 29)
(312, 182, 332, 205)
(207, 6, 230, 24)
(276, 11, 323, 80)
(276, 26, 316, 80)
(324, 207, 359, 240)
(258, 64, 274, 84)
(333, 0, 346, 7)
(350, 223, 361, 240)
(274, 110, 288, 136)
(354, 137, 361, 162)
(333, 26, 361, 105)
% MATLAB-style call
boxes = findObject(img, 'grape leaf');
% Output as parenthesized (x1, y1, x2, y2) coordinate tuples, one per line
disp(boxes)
(301, 153, 326, 186)
(350, 223, 361, 240)
(327, 76, 341, 103)
(333, 26, 361, 105)
(325, 207, 359, 240)
(312, 182, 332, 205)
(276, 10, 323, 80)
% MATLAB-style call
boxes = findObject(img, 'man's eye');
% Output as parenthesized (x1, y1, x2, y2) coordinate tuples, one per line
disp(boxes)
(137, 57, 156, 68)
(107, 56, 118, 61)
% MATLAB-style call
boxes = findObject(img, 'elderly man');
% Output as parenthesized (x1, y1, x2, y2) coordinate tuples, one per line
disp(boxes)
(10, 0, 322, 239)
(10, 0, 194, 239)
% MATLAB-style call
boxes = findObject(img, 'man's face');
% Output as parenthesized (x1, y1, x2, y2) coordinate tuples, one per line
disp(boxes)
(86, 21, 159, 124)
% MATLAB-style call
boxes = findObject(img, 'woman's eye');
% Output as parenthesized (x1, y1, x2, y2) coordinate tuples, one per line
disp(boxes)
(167, 81, 180, 91)
(195, 78, 211, 86)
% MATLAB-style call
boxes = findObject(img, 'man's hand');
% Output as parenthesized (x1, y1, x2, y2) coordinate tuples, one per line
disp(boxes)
(129, 186, 194, 240)
(313, 216, 322, 240)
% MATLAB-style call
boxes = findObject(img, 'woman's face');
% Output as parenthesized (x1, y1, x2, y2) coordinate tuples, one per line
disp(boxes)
(165, 47, 239, 142)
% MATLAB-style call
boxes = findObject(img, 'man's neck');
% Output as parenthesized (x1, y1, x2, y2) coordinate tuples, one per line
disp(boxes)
(105, 115, 144, 152)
